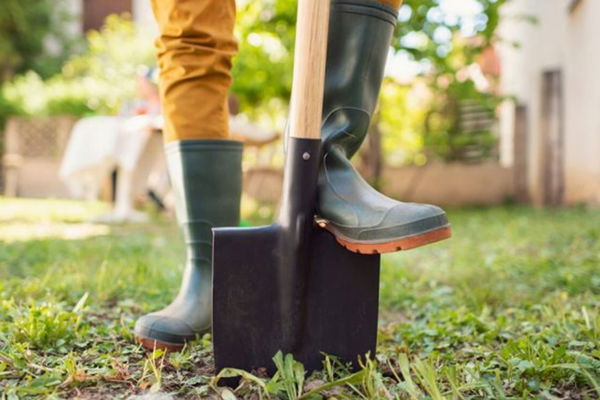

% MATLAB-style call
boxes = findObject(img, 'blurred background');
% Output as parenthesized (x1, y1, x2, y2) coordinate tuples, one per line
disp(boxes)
(0, 0, 598, 221)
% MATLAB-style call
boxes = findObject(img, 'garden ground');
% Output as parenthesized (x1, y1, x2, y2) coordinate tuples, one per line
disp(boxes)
(0, 197, 599, 399)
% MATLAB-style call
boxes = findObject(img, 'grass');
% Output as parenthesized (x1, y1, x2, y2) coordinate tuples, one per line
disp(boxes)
(0, 197, 599, 399)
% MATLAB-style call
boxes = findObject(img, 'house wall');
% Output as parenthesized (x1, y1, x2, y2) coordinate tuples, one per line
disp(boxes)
(563, 1, 600, 204)
(498, 0, 600, 205)
(244, 163, 515, 207)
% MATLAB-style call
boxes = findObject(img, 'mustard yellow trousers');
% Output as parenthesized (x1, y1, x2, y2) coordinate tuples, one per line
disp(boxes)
(150, 0, 401, 142)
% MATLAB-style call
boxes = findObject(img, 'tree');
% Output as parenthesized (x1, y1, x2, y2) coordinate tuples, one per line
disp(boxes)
(233, 0, 504, 102)
(231, 0, 297, 119)
(0, 0, 73, 84)
(3, 15, 155, 118)
(232, 0, 506, 164)
(391, 0, 505, 162)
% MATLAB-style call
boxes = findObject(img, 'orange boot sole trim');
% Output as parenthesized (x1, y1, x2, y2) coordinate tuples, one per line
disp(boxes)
(136, 336, 185, 352)
(319, 224, 452, 254)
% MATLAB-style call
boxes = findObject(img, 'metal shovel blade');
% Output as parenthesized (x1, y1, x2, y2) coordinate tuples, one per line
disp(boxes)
(212, 224, 380, 374)
(211, 0, 377, 377)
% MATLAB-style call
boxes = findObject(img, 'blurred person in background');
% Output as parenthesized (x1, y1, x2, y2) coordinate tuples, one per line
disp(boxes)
(60, 67, 166, 223)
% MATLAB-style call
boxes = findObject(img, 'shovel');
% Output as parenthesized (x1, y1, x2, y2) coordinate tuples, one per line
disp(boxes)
(212, 0, 380, 374)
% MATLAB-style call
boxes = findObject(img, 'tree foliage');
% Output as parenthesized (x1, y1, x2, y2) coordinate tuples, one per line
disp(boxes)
(393, 0, 503, 68)
(232, 0, 296, 109)
(392, 0, 505, 162)
(2, 0, 507, 163)
(3, 15, 155, 118)
(0, 0, 74, 83)
(232, 0, 504, 101)
(231, 0, 506, 163)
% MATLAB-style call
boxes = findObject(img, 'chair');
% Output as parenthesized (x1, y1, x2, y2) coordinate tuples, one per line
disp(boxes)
(2, 116, 77, 198)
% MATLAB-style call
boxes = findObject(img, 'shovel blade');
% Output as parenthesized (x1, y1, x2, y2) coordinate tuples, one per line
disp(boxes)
(212, 225, 380, 374)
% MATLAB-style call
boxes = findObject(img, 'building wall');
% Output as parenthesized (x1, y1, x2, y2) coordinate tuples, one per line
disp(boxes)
(498, 0, 600, 205)
(563, 1, 600, 204)
(244, 163, 515, 207)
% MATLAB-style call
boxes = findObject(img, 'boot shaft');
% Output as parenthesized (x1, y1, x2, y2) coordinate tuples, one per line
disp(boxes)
(322, 0, 398, 157)
(165, 139, 243, 262)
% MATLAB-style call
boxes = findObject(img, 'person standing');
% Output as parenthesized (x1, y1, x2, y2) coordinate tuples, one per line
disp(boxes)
(134, 0, 450, 351)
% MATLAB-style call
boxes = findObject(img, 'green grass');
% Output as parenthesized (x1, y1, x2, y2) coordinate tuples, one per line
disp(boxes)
(0, 198, 599, 399)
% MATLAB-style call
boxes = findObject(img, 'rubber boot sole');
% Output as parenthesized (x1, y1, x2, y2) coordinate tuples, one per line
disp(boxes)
(135, 335, 186, 352)
(318, 221, 452, 254)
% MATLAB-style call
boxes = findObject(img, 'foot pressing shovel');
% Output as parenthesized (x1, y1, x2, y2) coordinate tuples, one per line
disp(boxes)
(212, 0, 380, 374)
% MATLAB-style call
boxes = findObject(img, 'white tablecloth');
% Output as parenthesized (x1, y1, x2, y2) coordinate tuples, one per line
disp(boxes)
(59, 115, 163, 200)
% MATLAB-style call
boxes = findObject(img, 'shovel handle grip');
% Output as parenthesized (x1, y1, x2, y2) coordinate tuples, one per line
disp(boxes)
(288, 0, 330, 140)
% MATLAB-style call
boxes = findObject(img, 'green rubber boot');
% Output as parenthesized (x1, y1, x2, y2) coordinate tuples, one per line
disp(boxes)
(134, 139, 243, 351)
(317, 0, 451, 254)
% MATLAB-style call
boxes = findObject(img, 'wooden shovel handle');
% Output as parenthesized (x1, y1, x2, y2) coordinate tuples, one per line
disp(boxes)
(288, 0, 330, 140)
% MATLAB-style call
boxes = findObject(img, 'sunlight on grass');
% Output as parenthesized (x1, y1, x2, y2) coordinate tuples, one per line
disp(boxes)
(0, 196, 109, 223)
(0, 197, 111, 242)
(0, 222, 110, 242)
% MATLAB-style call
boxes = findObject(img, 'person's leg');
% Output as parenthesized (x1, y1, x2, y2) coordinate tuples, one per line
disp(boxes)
(113, 167, 148, 222)
(317, 0, 451, 253)
(151, 0, 237, 142)
(134, 0, 243, 351)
